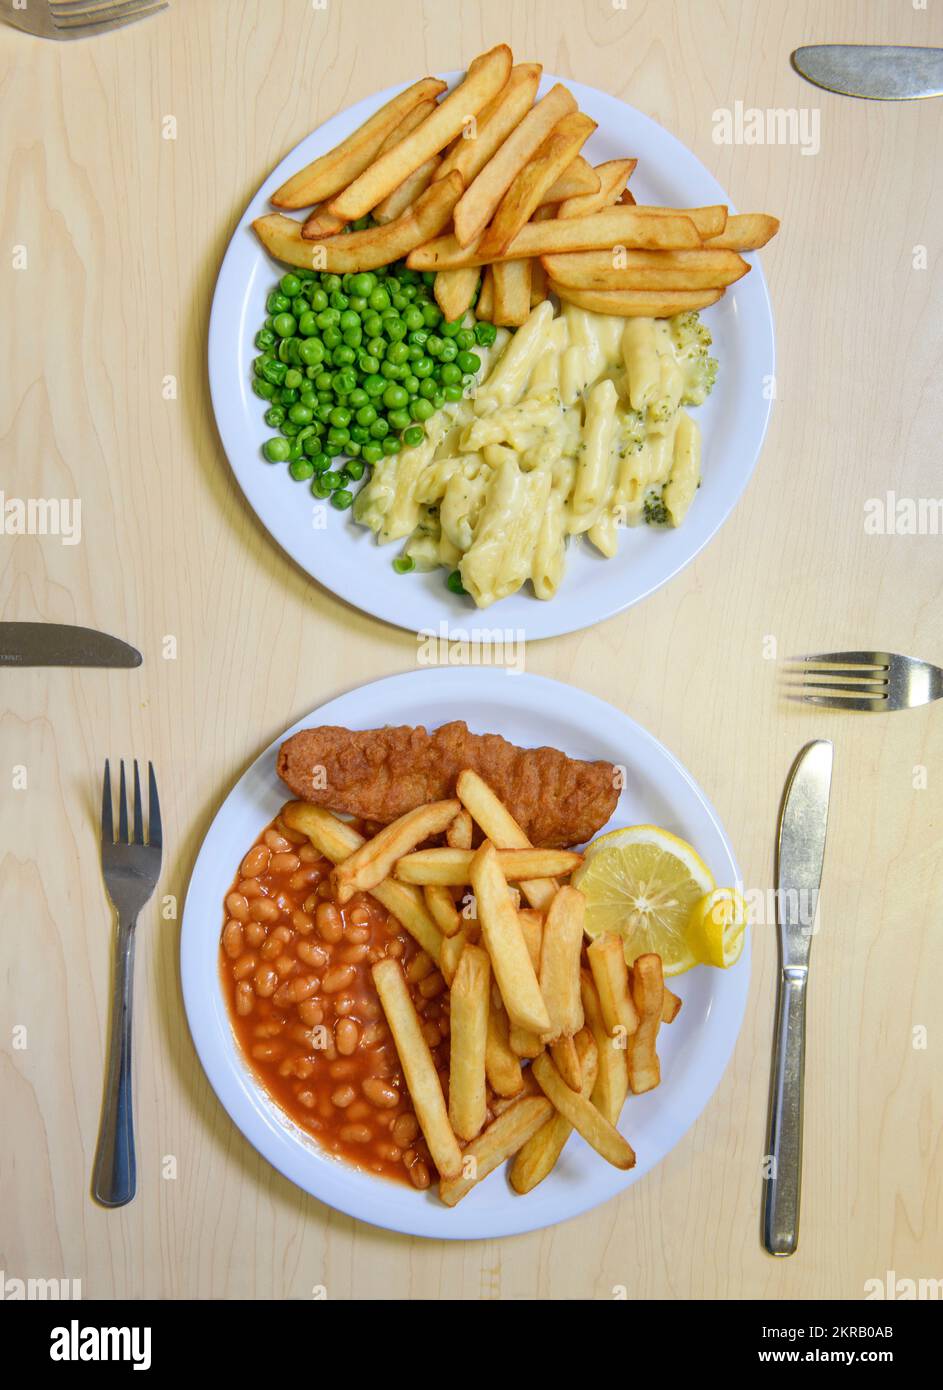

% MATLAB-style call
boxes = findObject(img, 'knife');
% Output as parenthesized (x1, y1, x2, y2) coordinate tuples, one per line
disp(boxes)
(792, 44, 943, 100)
(0, 622, 142, 668)
(762, 739, 833, 1257)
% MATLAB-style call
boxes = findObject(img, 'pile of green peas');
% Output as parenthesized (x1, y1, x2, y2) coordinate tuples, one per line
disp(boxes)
(252, 261, 497, 512)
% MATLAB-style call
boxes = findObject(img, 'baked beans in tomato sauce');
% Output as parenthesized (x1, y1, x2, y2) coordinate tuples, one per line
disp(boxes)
(220, 809, 449, 1189)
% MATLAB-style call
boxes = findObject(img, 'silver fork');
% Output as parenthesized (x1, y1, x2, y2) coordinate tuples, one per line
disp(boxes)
(93, 759, 162, 1207)
(3, 0, 168, 41)
(782, 650, 943, 712)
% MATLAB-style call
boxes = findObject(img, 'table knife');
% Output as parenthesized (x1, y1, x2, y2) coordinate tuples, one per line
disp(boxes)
(0, 622, 142, 668)
(762, 739, 833, 1257)
(792, 44, 943, 100)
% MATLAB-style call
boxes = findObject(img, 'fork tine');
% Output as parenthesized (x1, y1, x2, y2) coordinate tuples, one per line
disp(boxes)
(132, 761, 145, 845)
(118, 760, 129, 844)
(51, 0, 168, 31)
(148, 762, 162, 849)
(781, 666, 888, 684)
(787, 651, 891, 670)
(101, 759, 114, 844)
(783, 678, 889, 697)
(788, 693, 888, 713)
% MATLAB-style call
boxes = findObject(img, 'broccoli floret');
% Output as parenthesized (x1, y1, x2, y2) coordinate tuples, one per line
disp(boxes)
(617, 407, 646, 454)
(643, 489, 669, 526)
(669, 310, 718, 406)
(683, 353, 719, 406)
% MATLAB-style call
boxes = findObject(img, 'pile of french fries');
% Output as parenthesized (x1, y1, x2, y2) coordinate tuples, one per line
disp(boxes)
(253, 43, 780, 327)
(283, 768, 682, 1206)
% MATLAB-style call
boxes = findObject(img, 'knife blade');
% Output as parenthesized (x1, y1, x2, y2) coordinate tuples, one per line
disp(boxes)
(792, 44, 943, 100)
(762, 739, 833, 1257)
(0, 622, 142, 668)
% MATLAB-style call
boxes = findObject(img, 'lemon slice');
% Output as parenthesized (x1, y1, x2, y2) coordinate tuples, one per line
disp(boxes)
(689, 887, 747, 968)
(572, 825, 715, 977)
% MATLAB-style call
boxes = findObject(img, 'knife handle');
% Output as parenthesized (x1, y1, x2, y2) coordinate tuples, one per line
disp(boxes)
(92, 916, 137, 1207)
(762, 967, 807, 1256)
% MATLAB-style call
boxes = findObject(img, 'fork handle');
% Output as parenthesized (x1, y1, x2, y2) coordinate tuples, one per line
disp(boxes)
(762, 967, 807, 1256)
(92, 916, 137, 1207)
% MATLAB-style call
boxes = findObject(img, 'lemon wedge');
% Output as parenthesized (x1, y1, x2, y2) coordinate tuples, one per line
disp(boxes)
(572, 825, 715, 977)
(689, 887, 747, 968)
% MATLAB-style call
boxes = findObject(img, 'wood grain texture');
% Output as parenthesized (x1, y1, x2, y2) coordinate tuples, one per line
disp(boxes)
(1, 0, 941, 1300)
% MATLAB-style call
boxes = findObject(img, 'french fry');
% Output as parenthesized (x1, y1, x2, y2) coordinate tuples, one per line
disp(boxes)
(538, 886, 585, 1042)
(254, 171, 462, 273)
(448, 945, 490, 1140)
(423, 883, 462, 936)
(627, 952, 663, 1094)
(372, 154, 442, 225)
(531, 1052, 635, 1169)
(580, 969, 628, 1126)
(549, 282, 723, 317)
(272, 76, 447, 208)
(435, 63, 542, 187)
(300, 206, 348, 241)
(705, 212, 780, 250)
(372, 958, 462, 1178)
(446, 809, 474, 849)
(439, 1096, 553, 1206)
(557, 158, 636, 218)
(454, 82, 578, 246)
(433, 267, 481, 321)
(332, 798, 460, 903)
(530, 257, 548, 306)
(439, 925, 468, 986)
(662, 983, 683, 1024)
(491, 257, 532, 326)
(542, 248, 749, 292)
(475, 267, 495, 321)
(280, 803, 444, 963)
(620, 187, 636, 206)
(478, 111, 598, 258)
(407, 207, 702, 270)
(485, 999, 524, 1096)
(456, 770, 559, 911)
(470, 841, 551, 1034)
(537, 155, 602, 204)
(509, 1029, 598, 1192)
(330, 45, 513, 219)
(509, 908, 544, 1058)
(632, 204, 728, 238)
(587, 933, 639, 1041)
(550, 1035, 582, 1090)
(396, 846, 581, 885)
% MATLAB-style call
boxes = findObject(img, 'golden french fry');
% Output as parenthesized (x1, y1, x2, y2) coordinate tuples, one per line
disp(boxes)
(580, 969, 628, 1126)
(557, 158, 636, 218)
(538, 886, 585, 1044)
(439, 925, 467, 986)
(396, 846, 581, 885)
(550, 1035, 582, 1090)
(485, 1000, 524, 1096)
(531, 1051, 635, 1169)
(332, 798, 460, 903)
(446, 809, 473, 850)
(587, 933, 639, 1041)
(478, 111, 597, 258)
(470, 841, 551, 1034)
(510, 1029, 598, 1192)
(372, 957, 462, 1178)
(620, 187, 636, 206)
(272, 76, 447, 208)
(537, 155, 602, 204)
(662, 983, 683, 1024)
(705, 212, 780, 250)
(423, 883, 461, 936)
(433, 267, 481, 321)
(439, 1096, 553, 1206)
(435, 63, 542, 187)
(255, 171, 463, 273)
(542, 247, 749, 291)
(300, 206, 348, 241)
(330, 45, 513, 219)
(491, 258, 532, 326)
(633, 204, 728, 238)
(509, 908, 544, 1058)
(280, 803, 445, 963)
(448, 945, 490, 1140)
(456, 770, 558, 911)
(627, 952, 663, 1094)
(549, 281, 723, 317)
(530, 257, 548, 306)
(475, 267, 495, 321)
(454, 82, 578, 246)
(373, 154, 442, 225)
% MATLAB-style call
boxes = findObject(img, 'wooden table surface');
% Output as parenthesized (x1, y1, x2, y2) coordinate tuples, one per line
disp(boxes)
(2, 0, 941, 1301)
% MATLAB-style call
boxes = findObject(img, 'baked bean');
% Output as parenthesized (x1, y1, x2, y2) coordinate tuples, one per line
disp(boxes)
(346, 1100, 371, 1121)
(250, 896, 281, 924)
(322, 964, 356, 993)
(338, 942, 370, 964)
(273, 975, 320, 1007)
(330, 1084, 357, 1108)
(232, 952, 258, 981)
(253, 965, 278, 998)
(271, 851, 301, 874)
(235, 981, 254, 1016)
(316, 901, 344, 943)
(374, 1141, 402, 1164)
(406, 1157, 431, 1189)
(334, 996, 356, 1017)
(290, 1057, 315, 1079)
(339, 1124, 372, 1144)
(297, 940, 330, 969)
(289, 866, 321, 891)
(297, 1090, 316, 1109)
(251, 1041, 282, 1062)
(245, 921, 267, 947)
(387, 939, 405, 958)
(241, 844, 271, 878)
(303, 892, 320, 914)
(275, 820, 307, 847)
(335, 1018, 360, 1055)
(418, 972, 445, 999)
(292, 909, 314, 934)
(274, 954, 296, 978)
(360, 999, 382, 1021)
(362, 1078, 399, 1109)
(344, 925, 371, 946)
(238, 877, 264, 898)
(222, 921, 244, 958)
(225, 892, 249, 922)
(298, 1001, 324, 1027)
(391, 1113, 419, 1147)
(264, 829, 292, 853)
(360, 1022, 388, 1047)
(406, 952, 434, 983)
(348, 905, 370, 927)
(261, 924, 292, 960)
(298, 843, 321, 865)
(421, 1021, 441, 1050)
(317, 880, 334, 900)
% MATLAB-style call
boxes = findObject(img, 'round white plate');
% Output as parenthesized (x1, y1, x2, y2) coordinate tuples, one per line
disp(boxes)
(208, 72, 775, 642)
(181, 668, 749, 1240)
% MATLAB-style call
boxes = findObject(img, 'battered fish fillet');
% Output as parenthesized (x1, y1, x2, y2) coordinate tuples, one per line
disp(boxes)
(276, 721, 618, 849)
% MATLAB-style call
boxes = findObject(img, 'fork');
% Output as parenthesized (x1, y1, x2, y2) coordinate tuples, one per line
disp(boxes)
(782, 650, 943, 712)
(2, 0, 168, 41)
(92, 759, 162, 1207)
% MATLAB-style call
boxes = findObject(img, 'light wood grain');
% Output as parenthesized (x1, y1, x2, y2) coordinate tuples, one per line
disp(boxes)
(1, 0, 941, 1300)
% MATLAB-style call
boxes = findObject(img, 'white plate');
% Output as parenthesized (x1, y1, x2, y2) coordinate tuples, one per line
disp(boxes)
(208, 73, 775, 642)
(181, 668, 749, 1240)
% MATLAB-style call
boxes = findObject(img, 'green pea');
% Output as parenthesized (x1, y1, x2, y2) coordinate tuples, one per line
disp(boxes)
(288, 403, 312, 424)
(329, 406, 352, 428)
(369, 418, 390, 439)
(456, 329, 476, 351)
(297, 312, 318, 337)
(358, 353, 380, 375)
(440, 363, 462, 385)
(442, 318, 462, 338)
(323, 274, 342, 293)
(349, 425, 370, 444)
(475, 321, 497, 347)
(410, 397, 434, 422)
(422, 303, 442, 327)
(345, 459, 365, 480)
(446, 569, 467, 595)
(380, 361, 405, 380)
(388, 409, 410, 431)
(333, 369, 357, 394)
(402, 374, 420, 395)
(386, 340, 409, 365)
(330, 291, 349, 311)
(252, 378, 275, 400)
(367, 337, 387, 358)
(381, 436, 402, 455)
(267, 292, 290, 314)
(311, 475, 334, 499)
(310, 288, 328, 311)
(393, 555, 415, 574)
(457, 351, 481, 374)
(369, 287, 391, 312)
(255, 328, 276, 350)
(363, 314, 383, 338)
(439, 340, 458, 362)
(331, 488, 354, 510)
(291, 296, 309, 318)
(383, 383, 408, 410)
(414, 356, 434, 378)
(342, 327, 363, 349)
(356, 403, 378, 427)
(348, 388, 369, 409)
(362, 443, 383, 465)
(298, 338, 325, 366)
(408, 328, 429, 346)
(273, 313, 297, 338)
(322, 326, 342, 350)
(351, 272, 376, 297)
(364, 374, 386, 397)
(426, 335, 444, 356)
(264, 405, 286, 427)
(443, 384, 464, 402)
(419, 379, 438, 400)
(332, 344, 355, 367)
(280, 273, 302, 297)
(263, 436, 290, 463)
(348, 296, 368, 314)
(283, 368, 302, 390)
(290, 458, 315, 481)
(385, 318, 408, 342)
(403, 425, 425, 447)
